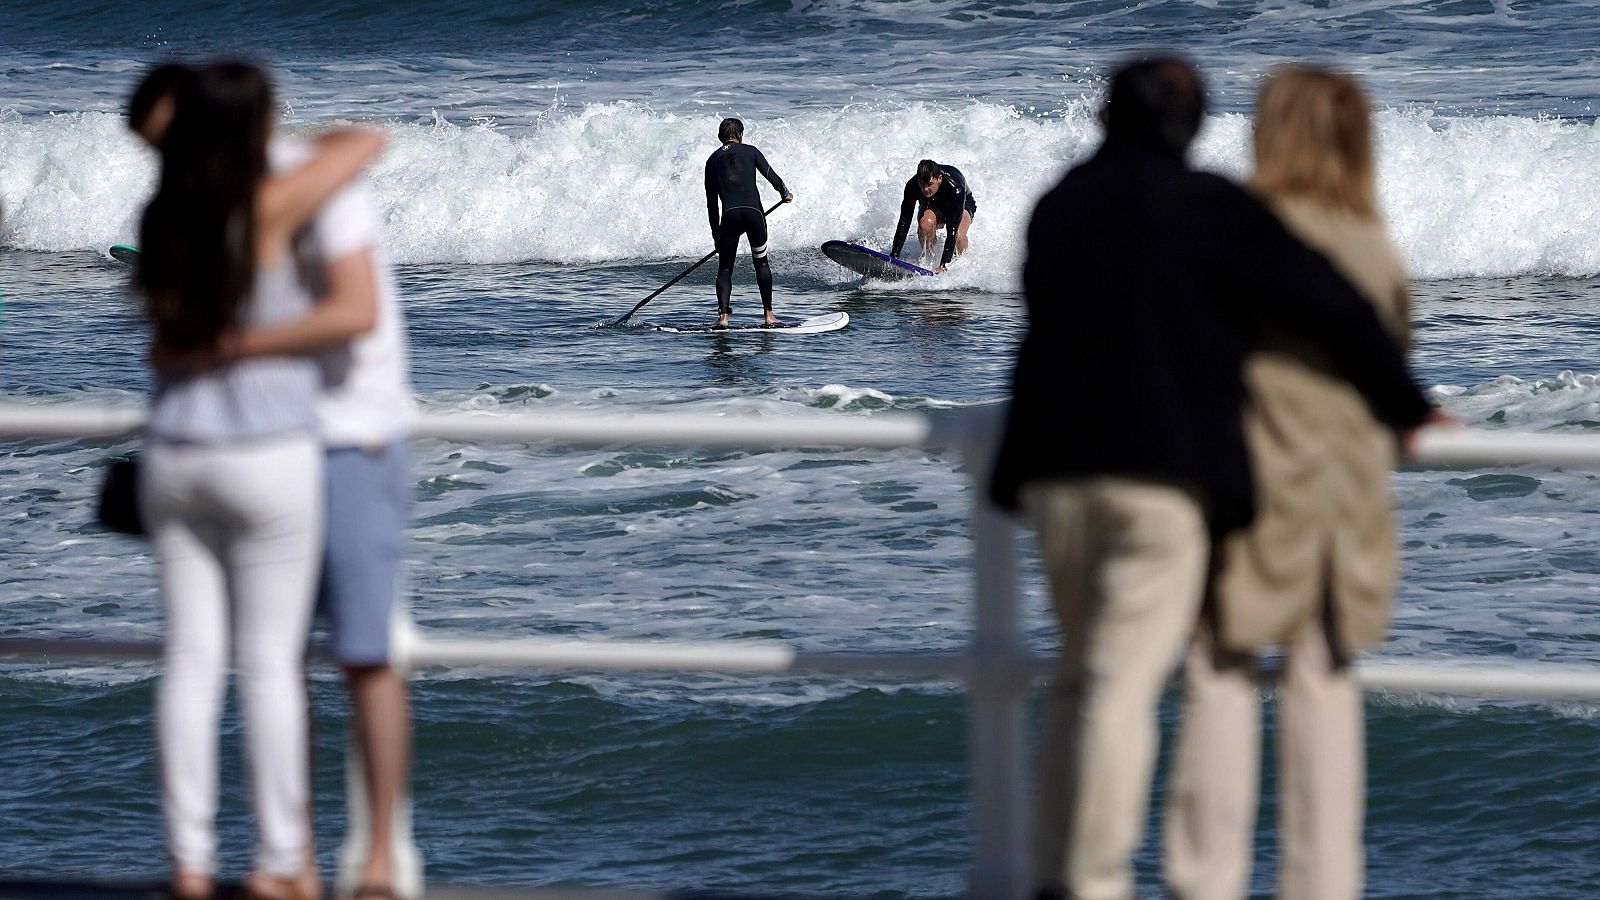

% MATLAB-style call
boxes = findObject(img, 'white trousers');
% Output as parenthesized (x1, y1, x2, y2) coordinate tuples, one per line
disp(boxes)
(1164, 620, 1364, 900)
(142, 436, 323, 877)
(1024, 478, 1209, 900)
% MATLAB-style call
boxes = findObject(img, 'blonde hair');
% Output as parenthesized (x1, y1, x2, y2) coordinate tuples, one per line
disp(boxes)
(1250, 66, 1378, 220)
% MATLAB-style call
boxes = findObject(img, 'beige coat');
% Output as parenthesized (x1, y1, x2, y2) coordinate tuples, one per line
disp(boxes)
(1211, 197, 1411, 654)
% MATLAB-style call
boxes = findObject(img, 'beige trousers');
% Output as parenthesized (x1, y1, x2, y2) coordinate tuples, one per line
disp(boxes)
(1024, 477, 1209, 900)
(1164, 620, 1364, 900)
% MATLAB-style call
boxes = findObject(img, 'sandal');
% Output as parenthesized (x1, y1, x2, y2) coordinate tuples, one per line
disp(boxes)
(244, 870, 322, 900)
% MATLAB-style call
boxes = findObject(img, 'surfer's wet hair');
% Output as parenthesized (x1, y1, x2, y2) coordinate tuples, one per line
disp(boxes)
(718, 117, 744, 142)
(1102, 54, 1206, 157)
(127, 63, 194, 142)
(137, 60, 274, 353)
(916, 159, 941, 186)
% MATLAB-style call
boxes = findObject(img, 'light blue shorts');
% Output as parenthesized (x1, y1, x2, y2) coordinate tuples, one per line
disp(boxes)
(317, 440, 409, 666)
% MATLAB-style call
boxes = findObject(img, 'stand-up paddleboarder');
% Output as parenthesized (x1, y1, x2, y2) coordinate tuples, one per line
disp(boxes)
(705, 117, 793, 329)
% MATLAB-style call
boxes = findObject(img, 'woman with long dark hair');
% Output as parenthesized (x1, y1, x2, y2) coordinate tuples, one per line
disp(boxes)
(135, 61, 382, 900)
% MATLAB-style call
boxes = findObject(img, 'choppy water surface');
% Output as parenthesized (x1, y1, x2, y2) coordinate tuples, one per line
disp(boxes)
(4, 1, 1600, 895)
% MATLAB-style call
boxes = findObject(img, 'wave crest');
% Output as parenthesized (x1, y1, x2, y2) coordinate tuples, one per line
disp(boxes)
(4, 102, 1598, 284)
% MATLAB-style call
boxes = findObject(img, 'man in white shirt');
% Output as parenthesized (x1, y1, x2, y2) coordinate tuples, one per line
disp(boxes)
(233, 143, 419, 900)
(130, 65, 419, 899)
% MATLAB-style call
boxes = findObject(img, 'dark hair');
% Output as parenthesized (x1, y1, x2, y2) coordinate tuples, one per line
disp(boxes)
(127, 63, 193, 141)
(916, 159, 941, 186)
(1102, 55, 1206, 157)
(136, 61, 274, 352)
(718, 117, 744, 142)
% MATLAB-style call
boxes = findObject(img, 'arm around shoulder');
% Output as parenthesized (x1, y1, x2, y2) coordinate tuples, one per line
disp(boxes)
(230, 248, 379, 359)
(258, 127, 386, 241)
(1207, 179, 1432, 429)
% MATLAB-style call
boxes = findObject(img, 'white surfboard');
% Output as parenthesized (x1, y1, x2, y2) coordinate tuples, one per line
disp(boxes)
(651, 311, 849, 335)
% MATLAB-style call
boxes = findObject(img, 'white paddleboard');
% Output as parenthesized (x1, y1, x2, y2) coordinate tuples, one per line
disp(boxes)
(651, 311, 849, 335)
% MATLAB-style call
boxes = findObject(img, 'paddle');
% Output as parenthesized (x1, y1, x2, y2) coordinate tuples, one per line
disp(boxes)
(607, 199, 787, 326)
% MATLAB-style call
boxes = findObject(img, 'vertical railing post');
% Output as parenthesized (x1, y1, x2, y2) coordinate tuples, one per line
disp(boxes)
(962, 407, 1032, 898)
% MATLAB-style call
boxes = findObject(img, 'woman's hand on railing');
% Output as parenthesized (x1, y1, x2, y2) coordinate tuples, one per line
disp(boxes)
(1401, 407, 1462, 459)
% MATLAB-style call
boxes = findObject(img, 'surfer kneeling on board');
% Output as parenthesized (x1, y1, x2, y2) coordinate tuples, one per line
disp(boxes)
(705, 117, 794, 329)
(891, 159, 976, 273)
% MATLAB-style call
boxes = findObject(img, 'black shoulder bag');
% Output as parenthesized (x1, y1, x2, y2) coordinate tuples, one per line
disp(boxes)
(96, 455, 146, 536)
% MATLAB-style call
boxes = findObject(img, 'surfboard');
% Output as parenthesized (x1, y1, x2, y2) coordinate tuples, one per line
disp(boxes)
(108, 245, 140, 264)
(651, 311, 849, 335)
(820, 240, 934, 279)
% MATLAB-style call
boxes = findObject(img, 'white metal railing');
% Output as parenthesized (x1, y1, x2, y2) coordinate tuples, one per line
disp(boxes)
(6, 401, 1600, 898)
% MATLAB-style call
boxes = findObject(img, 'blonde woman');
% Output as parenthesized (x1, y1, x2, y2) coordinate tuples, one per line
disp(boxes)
(1163, 67, 1413, 900)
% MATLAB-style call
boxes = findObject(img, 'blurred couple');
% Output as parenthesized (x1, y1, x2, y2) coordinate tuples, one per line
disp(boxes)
(996, 57, 1446, 899)
(129, 61, 414, 900)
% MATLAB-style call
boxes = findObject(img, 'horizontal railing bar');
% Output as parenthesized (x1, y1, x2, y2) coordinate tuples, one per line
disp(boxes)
(0, 403, 944, 450)
(0, 636, 972, 678)
(0, 637, 336, 664)
(1411, 428, 1600, 469)
(8, 401, 1600, 468)
(0, 405, 144, 440)
(8, 636, 1600, 702)
(1355, 660, 1600, 701)
(408, 637, 973, 677)
(406, 636, 799, 672)
(413, 411, 944, 450)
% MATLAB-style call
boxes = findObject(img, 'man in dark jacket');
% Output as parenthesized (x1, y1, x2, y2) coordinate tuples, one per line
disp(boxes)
(990, 57, 1434, 899)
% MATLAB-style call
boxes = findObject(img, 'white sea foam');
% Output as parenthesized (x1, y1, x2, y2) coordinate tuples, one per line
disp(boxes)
(4, 102, 1599, 284)
(412, 380, 981, 417)
(0, 110, 153, 252)
(1432, 370, 1600, 430)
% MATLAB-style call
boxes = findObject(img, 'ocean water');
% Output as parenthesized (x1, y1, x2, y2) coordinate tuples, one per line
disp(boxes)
(3, 0, 1600, 895)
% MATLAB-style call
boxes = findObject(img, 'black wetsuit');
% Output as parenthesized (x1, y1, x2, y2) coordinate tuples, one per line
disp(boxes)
(892, 164, 977, 267)
(704, 141, 789, 314)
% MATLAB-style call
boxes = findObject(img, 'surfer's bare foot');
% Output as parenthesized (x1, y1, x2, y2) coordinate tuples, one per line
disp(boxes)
(764, 312, 779, 325)
(715, 313, 729, 329)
